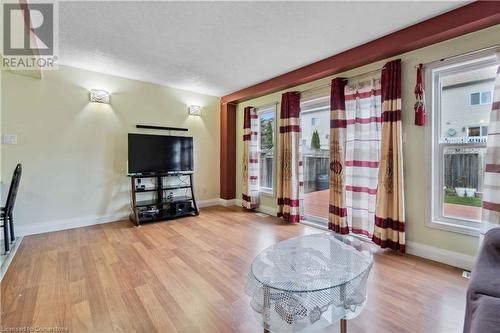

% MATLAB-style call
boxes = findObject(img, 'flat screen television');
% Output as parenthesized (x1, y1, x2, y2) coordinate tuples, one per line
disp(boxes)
(128, 133, 193, 174)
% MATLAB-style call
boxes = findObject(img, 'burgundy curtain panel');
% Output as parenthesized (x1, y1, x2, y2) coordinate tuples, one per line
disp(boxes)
(372, 59, 406, 253)
(329, 78, 349, 233)
(276, 92, 304, 223)
(242, 106, 259, 209)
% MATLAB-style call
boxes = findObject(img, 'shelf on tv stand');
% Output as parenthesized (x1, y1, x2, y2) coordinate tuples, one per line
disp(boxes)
(134, 187, 158, 193)
(136, 196, 193, 208)
(134, 185, 192, 193)
(128, 171, 194, 177)
(163, 185, 192, 190)
(128, 207, 196, 224)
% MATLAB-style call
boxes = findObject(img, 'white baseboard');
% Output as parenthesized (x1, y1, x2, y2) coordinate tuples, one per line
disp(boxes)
(197, 198, 222, 208)
(406, 241, 476, 270)
(16, 213, 129, 237)
(218, 198, 239, 207)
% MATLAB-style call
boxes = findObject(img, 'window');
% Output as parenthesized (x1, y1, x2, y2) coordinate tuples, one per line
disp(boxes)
(481, 91, 492, 104)
(469, 91, 493, 106)
(466, 125, 488, 137)
(469, 92, 480, 106)
(429, 53, 496, 235)
(481, 125, 488, 136)
(257, 105, 276, 195)
(467, 126, 480, 137)
(311, 117, 320, 126)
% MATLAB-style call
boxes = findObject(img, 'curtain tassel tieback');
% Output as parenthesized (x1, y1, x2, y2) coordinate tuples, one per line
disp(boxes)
(414, 63, 426, 126)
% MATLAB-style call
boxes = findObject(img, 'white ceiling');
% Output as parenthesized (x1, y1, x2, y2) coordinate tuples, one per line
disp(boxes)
(59, 1, 469, 97)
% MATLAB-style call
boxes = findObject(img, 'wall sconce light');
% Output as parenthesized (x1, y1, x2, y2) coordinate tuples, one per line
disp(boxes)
(188, 105, 202, 116)
(89, 89, 110, 104)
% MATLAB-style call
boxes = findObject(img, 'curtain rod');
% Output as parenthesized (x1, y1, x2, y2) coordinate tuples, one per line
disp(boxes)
(415, 43, 500, 69)
(299, 67, 383, 94)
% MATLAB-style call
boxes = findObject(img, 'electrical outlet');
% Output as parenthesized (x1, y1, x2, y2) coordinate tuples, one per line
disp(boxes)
(3, 134, 17, 145)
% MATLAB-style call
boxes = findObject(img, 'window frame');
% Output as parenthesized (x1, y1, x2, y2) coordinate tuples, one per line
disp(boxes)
(311, 117, 320, 126)
(480, 90, 492, 105)
(426, 51, 497, 237)
(466, 125, 481, 137)
(466, 124, 488, 137)
(256, 105, 277, 196)
(469, 90, 493, 106)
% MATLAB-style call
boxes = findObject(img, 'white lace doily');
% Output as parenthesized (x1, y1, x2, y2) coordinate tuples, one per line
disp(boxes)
(245, 233, 373, 332)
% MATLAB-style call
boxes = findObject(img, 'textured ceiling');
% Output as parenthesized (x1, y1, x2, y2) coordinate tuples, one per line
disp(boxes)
(59, 1, 469, 97)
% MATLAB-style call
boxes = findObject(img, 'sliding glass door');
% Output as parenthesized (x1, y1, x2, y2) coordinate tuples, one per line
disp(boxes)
(300, 89, 330, 226)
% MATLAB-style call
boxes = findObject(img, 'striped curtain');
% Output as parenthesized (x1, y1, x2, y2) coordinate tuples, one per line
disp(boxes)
(481, 54, 500, 232)
(277, 92, 304, 223)
(372, 59, 406, 253)
(329, 78, 349, 233)
(242, 106, 259, 209)
(344, 79, 382, 237)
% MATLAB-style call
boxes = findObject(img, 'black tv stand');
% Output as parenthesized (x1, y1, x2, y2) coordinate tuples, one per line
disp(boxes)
(128, 172, 199, 226)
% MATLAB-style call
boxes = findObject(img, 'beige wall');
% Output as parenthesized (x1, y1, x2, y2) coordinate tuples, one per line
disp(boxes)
(236, 24, 500, 257)
(1, 65, 220, 234)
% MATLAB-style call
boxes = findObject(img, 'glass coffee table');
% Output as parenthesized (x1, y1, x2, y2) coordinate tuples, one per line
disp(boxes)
(245, 233, 374, 333)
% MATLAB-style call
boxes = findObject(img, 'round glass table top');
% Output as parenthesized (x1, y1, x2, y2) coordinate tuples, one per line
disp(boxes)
(250, 233, 373, 293)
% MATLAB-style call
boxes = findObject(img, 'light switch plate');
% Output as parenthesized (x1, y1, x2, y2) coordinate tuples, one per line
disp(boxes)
(3, 134, 17, 145)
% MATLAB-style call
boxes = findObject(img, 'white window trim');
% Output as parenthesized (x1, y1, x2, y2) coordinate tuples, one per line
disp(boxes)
(425, 50, 497, 237)
(257, 105, 277, 196)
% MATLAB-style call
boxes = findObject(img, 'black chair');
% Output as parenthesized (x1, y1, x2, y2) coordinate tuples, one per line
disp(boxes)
(1, 164, 22, 253)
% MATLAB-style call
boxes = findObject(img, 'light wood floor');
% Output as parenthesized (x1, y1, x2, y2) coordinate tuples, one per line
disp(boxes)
(1, 206, 468, 332)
